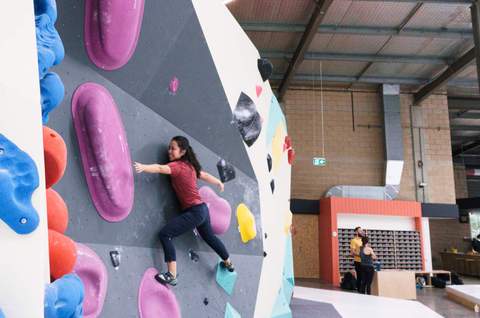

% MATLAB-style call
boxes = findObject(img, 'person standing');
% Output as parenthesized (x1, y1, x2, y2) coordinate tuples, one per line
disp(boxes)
(350, 226, 364, 292)
(359, 236, 377, 295)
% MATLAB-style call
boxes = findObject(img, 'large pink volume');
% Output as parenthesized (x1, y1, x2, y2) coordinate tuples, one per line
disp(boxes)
(84, 0, 145, 70)
(199, 186, 231, 235)
(73, 243, 108, 318)
(72, 82, 134, 222)
(138, 268, 181, 318)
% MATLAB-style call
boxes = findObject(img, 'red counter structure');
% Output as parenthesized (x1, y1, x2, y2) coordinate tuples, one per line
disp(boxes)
(318, 197, 425, 285)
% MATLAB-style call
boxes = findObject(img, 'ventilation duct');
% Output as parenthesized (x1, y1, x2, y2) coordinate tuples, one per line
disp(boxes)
(325, 84, 404, 200)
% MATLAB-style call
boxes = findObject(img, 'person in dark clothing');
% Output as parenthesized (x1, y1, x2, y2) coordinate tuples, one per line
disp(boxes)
(134, 136, 234, 286)
(350, 226, 364, 292)
(359, 236, 377, 295)
(472, 234, 480, 253)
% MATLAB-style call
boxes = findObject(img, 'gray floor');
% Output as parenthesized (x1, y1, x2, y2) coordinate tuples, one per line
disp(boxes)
(295, 277, 480, 318)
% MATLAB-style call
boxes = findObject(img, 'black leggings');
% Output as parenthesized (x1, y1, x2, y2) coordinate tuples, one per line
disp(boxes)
(354, 261, 362, 292)
(159, 203, 229, 262)
(360, 265, 375, 295)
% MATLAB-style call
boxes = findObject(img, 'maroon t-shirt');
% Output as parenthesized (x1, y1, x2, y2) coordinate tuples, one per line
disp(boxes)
(167, 160, 203, 210)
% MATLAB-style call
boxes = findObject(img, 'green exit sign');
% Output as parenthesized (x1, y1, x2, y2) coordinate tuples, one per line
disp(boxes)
(313, 157, 327, 166)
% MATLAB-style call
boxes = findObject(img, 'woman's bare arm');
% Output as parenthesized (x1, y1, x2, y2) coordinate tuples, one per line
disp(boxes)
(199, 171, 224, 192)
(134, 162, 171, 175)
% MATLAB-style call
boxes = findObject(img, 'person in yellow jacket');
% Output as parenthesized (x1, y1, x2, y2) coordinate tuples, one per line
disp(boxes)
(350, 226, 364, 292)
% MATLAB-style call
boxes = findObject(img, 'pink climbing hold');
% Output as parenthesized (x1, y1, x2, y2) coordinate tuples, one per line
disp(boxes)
(256, 85, 262, 97)
(73, 243, 108, 318)
(72, 82, 134, 222)
(199, 186, 231, 235)
(138, 268, 181, 318)
(84, 0, 145, 70)
(283, 136, 292, 152)
(169, 77, 179, 95)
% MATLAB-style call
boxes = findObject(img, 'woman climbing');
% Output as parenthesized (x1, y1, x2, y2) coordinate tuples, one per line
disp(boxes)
(134, 136, 234, 286)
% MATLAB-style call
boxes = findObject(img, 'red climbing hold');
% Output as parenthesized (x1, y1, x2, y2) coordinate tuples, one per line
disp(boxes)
(46, 188, 69, 233)
(288, 148, 295, 165)
(256, 85, 262, 97)
(283, 136, 292, 152)
(43, 126, 67, 188)
(48, 229, 77, 280)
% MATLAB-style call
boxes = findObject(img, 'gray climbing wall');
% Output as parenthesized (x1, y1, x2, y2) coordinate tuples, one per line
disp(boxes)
(43, 0, 294, 317)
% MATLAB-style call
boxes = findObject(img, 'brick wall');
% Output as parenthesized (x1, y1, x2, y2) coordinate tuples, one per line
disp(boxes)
(284, 89, 456, 278)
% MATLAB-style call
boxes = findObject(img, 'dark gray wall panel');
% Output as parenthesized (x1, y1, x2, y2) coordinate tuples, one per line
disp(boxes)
(56, 0, 255, 180)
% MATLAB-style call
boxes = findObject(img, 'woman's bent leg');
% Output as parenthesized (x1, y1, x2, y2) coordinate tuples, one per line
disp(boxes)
(197, 208, 229, 260)
(159, 209, 203, 262)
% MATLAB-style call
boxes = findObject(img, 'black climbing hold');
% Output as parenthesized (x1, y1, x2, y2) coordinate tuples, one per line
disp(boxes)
(264, 233, 268, 239)
(263, 252, 267, 257)
(188, 249, 199, 262)
(270, 179, 275, 193)
(267, 154, 272, 172)
(203, 298, 209, 306)
(216, 159, 236, 183)
(258, 58, 273, 81)
(232, 92, 262, 147)
(109, 250, 120, 268)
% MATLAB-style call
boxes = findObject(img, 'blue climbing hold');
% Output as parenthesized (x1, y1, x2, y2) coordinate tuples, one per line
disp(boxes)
(35, 14, 64, 65)
(271, 286, 292, 318)
(34, 0, 58, 23)
(44, 274, 85, 318)
(38, 46, 56, 79)
(40, 72, 65, 124)
(216, 260, 237, 295)
(0, 308, 4, 318)
(225, 303, 241, 318)
(0, 134, 39, 234)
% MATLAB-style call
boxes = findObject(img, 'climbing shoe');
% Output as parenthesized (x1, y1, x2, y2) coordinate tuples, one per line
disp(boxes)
(155, 272, 178, 286)
(221, 260, 235, 272)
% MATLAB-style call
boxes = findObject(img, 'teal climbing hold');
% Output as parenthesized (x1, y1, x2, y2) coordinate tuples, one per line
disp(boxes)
(282, 234, 295, 303)
(216, 260, 237, 295)
(225, 303, 241, 318)
(271, 286, 292, 318)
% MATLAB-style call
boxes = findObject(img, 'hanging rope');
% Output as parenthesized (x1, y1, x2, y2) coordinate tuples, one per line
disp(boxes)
(320, 60, 325, 158)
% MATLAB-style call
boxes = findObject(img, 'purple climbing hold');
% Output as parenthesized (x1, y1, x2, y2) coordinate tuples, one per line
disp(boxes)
(138, 268, 181, 318)
(169, 77, 180, 95)
(84, 0, 145, 70)
(199, 186, 232, 235)
(73, 243, 108, 318)
(72, 82, 134, 222)
(0, 134, 39, 234)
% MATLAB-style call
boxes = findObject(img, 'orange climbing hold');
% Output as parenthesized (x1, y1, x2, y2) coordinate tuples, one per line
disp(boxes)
(48, 229, 77, 280)
(43, 126, 67, 188)
(46, 188, 69, 233)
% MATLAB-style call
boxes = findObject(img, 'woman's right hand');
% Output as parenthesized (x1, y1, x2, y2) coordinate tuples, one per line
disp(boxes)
(134, 162, 144, 173)
(218, 182, 224, 193)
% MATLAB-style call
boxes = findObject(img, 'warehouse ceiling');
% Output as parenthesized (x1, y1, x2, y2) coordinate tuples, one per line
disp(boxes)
(228, 0, 480, 176)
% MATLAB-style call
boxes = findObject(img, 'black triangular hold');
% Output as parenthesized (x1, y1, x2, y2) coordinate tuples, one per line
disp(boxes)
(270, 179, 275, 193)
(216, 159, 236, 183)
(267, 154, 272, 172)
(258, 58, 273, 81)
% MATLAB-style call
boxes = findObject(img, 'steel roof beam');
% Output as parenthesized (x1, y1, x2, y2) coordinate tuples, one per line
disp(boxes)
(240, 22, 472, 39)
(277, 0, 334, 101)
(262, 50, 450, 65)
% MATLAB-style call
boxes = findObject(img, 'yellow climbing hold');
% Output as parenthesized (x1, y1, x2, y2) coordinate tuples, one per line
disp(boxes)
(271, 124, 285, 173)
(284, 210, 293, 235)
(236, 203, 256, 243)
